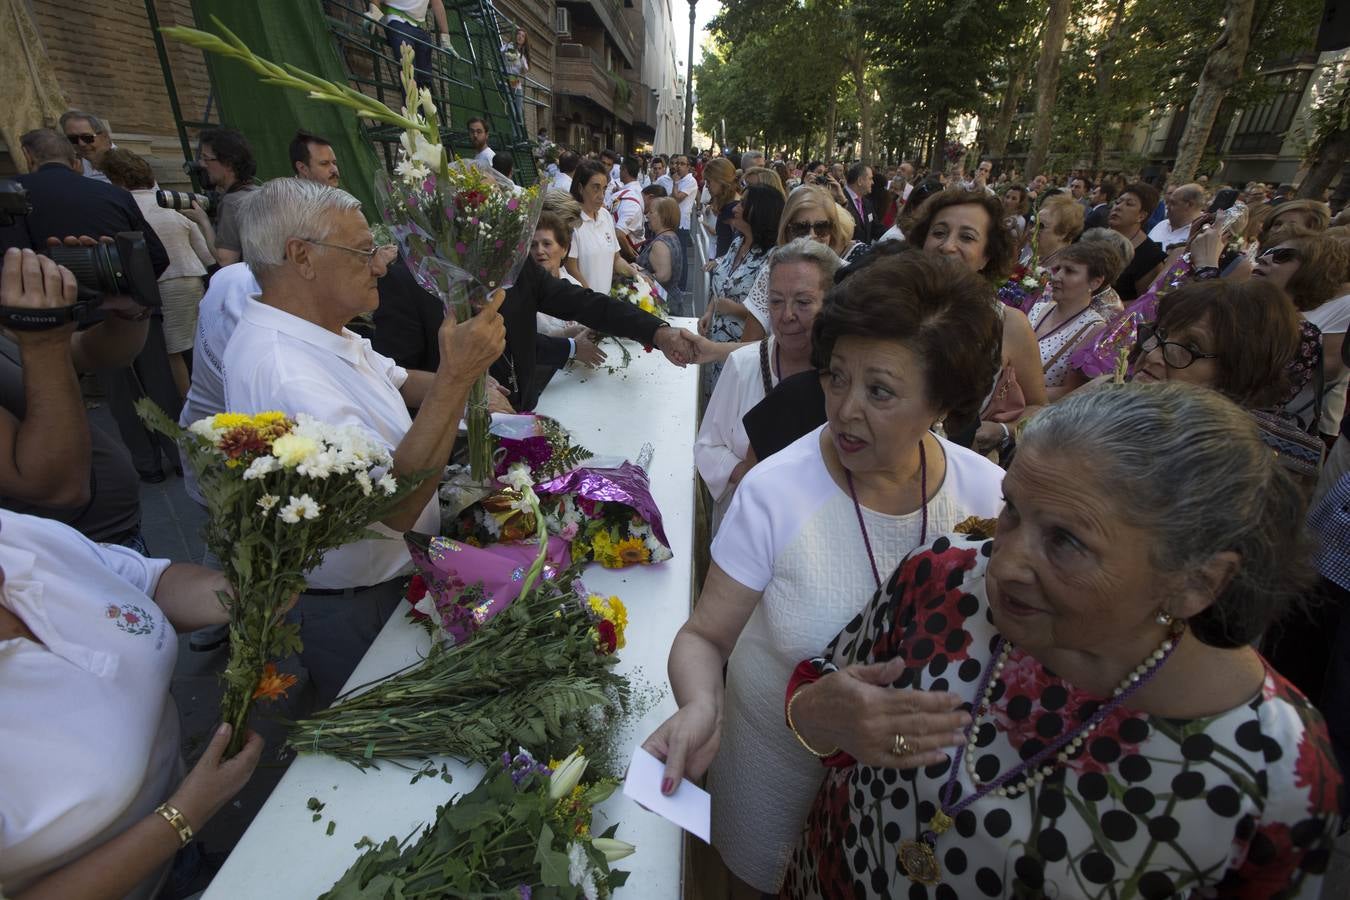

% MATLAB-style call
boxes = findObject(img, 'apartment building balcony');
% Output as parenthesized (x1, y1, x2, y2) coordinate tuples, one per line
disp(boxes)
(558, 0, 638, 70)
(556, 42, 637, 122)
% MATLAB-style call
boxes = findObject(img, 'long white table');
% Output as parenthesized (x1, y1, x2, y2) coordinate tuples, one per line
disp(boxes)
(205, 324, 700, 898)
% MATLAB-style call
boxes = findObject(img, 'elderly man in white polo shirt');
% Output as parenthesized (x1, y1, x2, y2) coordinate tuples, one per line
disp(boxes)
(222, 179, 504, 705)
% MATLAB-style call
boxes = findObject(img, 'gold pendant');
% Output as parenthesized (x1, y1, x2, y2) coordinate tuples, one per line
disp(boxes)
(898, 839, 942, 885)
(927, 810, 953, 835)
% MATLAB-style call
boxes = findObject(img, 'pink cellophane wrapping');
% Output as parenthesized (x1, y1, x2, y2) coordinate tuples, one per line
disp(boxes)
(1071, 255, 1193, 378)
(535, 462, 671, 550)
(405, 533, 570, 643)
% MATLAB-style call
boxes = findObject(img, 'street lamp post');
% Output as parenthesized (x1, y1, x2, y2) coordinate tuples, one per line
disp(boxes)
(683, 0, 696, 153)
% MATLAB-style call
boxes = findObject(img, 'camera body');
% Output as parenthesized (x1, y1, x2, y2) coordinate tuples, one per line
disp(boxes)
(0, 179, 161, 331)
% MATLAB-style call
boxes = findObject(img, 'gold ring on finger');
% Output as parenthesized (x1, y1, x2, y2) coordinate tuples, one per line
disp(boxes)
(892, 733, 910, 757)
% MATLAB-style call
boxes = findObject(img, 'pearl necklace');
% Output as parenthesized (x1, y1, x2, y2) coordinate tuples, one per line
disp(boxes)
(963, 628, 1181, 799)
(897, 624, 1184, 886)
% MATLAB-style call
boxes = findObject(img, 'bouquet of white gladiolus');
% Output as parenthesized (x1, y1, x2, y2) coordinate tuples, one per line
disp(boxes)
(138, 402, 425, 756)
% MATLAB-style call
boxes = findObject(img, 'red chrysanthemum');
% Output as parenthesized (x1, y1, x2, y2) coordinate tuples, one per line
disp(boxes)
(218, 426, 269, 460)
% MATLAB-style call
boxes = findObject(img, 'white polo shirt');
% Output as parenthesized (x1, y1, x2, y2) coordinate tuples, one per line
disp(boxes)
(1148, 217, 1195, 251)
(611, 182, 644, 242)
(568, 206, 620, 295)
(674, 172, 698, 230)
(0, 511, 178, 898)
(180, 263, 259, 505)
(474, 146, 496, 167)
(222, 299, 438, 589)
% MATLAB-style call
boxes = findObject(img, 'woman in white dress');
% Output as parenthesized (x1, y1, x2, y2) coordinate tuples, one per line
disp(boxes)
(643, 252, 1007, 894)
(1026, 240, 1116, 400)
(694, 240, 840, 531)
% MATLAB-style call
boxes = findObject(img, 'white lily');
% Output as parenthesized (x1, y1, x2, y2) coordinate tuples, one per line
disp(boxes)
(503, 462, 534, 494)
(590, 837, 636, 863)
(548, 749, 588, 799)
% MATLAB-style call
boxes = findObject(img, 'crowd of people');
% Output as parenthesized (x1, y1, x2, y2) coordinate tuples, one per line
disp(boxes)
(1, 95, 1349, 900)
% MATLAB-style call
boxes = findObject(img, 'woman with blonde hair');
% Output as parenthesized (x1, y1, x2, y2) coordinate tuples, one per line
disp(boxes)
(701, 158, 740, 263)
(1259, 199, 1331, 245)
(742, 166, 786, 196)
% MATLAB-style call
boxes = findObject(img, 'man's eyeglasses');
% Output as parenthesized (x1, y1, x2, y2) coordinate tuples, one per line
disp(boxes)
(786, 220, 832, 239)
(1138, 325, 1219, 370)
(1258, 247, 1298, 265)
(198, 153, 219, 164)
(301, 239, 397, 267)
(67, 134, 97, 145)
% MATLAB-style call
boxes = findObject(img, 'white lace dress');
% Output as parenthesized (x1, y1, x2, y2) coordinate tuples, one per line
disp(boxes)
(707, 426, 1004, 891)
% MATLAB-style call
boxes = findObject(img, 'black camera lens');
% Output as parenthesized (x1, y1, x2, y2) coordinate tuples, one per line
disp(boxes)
(45, 232, 161, 309)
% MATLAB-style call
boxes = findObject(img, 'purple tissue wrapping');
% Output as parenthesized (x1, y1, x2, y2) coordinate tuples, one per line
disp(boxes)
(534, 462, 670, 549)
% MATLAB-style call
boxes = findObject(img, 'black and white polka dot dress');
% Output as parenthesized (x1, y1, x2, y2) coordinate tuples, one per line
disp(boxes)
(782, 536, 1342, 900)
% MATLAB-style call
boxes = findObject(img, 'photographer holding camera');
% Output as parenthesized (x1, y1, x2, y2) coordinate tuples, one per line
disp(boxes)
(0, 128, 183, 485)
(0, 242, 153, 548)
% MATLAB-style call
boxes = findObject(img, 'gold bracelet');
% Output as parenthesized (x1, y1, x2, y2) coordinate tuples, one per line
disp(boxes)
(154, 803, 194, 847)
(786, 685, 839, 758)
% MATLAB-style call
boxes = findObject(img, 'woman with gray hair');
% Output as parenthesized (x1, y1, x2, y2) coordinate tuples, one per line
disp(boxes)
(782, 382, 1341, 899)
(694, 238, 839, 530)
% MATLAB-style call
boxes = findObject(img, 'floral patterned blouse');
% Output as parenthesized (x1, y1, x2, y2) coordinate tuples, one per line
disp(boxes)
(783, 536, 1342, 900)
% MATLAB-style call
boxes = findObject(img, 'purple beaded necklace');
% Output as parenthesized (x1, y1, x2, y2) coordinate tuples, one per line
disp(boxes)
(845, 440, 928, 589)
(898, 629, 1183, 885)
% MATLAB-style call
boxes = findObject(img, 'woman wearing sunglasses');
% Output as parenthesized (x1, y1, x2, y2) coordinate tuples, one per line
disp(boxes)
(734, 186, 867, 343)
(1249, 228, 1350, 440)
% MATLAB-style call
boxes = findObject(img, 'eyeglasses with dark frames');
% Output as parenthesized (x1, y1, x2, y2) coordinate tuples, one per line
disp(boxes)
(67, 134, 97, 145)
(1138, 324, 1220, 370)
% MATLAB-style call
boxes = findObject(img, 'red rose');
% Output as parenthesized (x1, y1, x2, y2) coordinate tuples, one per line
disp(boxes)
(595, 620, 617, 655)
(123, 612, 139, 625)
(406, 574, 428, 603)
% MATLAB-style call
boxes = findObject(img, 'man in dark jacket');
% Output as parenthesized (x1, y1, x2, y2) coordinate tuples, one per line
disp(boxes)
(373, 255, 703, 410)
(1, 129, 180, 482)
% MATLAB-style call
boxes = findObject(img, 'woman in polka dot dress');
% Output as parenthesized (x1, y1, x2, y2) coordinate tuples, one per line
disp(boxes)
(781, 385, 1342, 899)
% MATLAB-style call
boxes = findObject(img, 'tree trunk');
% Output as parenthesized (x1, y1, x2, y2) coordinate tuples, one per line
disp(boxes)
(825, 88, 838, 161)
(1090, 0, 1128, 171)
(989, 54, 1030, 160)
(1025, 0, 1072, 178)
(850, 48, 873, 162)
(1298, 125, 1350, 199)
(1172, 0, 1257, 183)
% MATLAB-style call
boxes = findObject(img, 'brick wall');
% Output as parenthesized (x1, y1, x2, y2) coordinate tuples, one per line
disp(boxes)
(29, 0, 212, 183)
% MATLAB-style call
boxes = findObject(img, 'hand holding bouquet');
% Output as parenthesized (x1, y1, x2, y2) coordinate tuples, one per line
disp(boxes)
(138, 402, 424, 755)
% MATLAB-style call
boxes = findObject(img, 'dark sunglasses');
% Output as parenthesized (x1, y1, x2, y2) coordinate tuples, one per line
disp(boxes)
(67, 134, 97, 145)
(1258, 247, 1298, 265)
(1138, 325, 1219, 370)
(787, 220, 832, 239)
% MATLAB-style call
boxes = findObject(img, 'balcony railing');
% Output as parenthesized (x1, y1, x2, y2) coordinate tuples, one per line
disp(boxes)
(555, 42, 636, 121)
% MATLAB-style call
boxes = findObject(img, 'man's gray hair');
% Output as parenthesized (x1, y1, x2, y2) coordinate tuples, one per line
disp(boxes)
(1079, 227, 1134, 267)
(59, 110, 109, 135)
(742, 150, 765, 168)
(20, 129, 76, 165)
(767, 237, 842, 295)
(239, 178, 363, 278)
(1019, 382, 1312, 647)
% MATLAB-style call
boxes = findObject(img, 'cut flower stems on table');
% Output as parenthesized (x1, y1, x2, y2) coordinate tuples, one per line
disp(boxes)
(319, 749, 633, 899)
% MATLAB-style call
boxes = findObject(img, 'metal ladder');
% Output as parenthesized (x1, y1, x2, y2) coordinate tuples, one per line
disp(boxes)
(319, 0, 543, 184)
